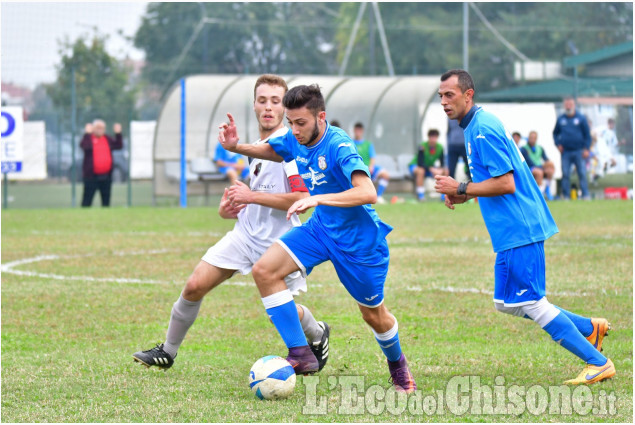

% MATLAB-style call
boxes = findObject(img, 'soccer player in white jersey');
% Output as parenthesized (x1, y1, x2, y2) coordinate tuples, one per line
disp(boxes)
(218, 84, 416, 393)
(435, 69, 614, 385)
(133, 75, 330, 371)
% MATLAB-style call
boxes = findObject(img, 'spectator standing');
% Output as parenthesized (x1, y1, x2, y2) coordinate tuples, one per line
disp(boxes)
(553, 97, 591, 200)
(512, 132, 522, 146)
(446, 118, 467, 179)
(521, 131, 555, 200)
(80, 119, 123, 207)
(592, 118, 618, 180)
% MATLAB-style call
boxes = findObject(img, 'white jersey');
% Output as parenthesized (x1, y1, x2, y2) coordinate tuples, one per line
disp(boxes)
(233, 127, 303, 253)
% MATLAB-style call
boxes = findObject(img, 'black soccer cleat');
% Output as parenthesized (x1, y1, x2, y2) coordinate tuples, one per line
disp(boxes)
(132, 343, 176, 369)
(309, 321, 330, 372)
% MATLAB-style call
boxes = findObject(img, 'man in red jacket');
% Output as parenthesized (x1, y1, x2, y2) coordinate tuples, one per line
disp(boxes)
(80, 119, 123, 207)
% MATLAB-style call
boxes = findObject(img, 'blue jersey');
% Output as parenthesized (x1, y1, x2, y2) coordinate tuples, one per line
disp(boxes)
(460, 106, 559, 252)
(268, 123, 392, 253)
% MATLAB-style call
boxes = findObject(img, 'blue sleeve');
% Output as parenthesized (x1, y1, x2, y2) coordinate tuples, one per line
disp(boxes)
(268, 133, 294, 162)
(475, 124, 514, 178)
(214, 143, 225, 162)
(553, 117, 561, 145)
(368, 143, 376, 159)
(580, 115, 591, 149)
(336, 141, 370, 183)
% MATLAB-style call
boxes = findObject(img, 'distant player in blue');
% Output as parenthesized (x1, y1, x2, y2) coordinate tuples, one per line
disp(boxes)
(435, 69, 615, 385)
(214, 142, 249, 184)
(219, 84, 416, 393)
(352, 122, 391, 203)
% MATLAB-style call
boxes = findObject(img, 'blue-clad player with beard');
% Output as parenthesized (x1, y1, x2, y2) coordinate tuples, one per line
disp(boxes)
(219, 84, 416, 393)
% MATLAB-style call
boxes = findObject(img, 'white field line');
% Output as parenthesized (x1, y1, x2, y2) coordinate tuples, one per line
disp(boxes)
(408, 285, 613, 298)
(17, 230, 226, 237)
(0, 252, 322, 288)
(1, 253, 618, 296)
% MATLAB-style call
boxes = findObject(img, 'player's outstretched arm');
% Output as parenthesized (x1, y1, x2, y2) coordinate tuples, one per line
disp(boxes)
(218, 113, 283, 162)
(227, 180, 309, 212)
(286, 170, 376, 219)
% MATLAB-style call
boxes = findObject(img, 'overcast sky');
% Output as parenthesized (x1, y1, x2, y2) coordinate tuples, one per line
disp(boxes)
(1, 1, 150, 89)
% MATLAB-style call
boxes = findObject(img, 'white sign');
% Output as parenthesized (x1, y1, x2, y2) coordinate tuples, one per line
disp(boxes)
(130, 120, 156, 179)
(8, 121, 47, 180)
(1, 106, 24, 173)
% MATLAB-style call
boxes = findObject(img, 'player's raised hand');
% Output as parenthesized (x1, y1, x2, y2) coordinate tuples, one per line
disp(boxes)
(286, 196, 320, 220)
(227, 180, 253, 205)
(113, 123, 122, 134)
(85, 123, 93, 134)
(218, 113, 239, 151)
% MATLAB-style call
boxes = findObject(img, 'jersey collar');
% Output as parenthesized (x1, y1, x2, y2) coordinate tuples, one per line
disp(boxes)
(306, 122, 330, 150)
(459, 105, 480, 129)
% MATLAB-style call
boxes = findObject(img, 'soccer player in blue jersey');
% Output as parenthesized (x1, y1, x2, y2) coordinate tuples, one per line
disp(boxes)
(434, 69, 615, 385)
(218, 84, 416, 393)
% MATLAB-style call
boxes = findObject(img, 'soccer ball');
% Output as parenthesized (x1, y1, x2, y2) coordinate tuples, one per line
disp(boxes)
(249, 355, 296, 400)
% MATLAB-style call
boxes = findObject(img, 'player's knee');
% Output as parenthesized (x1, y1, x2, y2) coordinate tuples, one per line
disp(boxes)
(183, 274, 208, 300)
(520, 298, 560, 327)
(252, 260, 276, 285)
(494, 302, 525, 317)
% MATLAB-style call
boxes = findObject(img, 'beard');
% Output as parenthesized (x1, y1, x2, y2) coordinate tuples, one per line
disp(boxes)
(305, 120, 321, 146)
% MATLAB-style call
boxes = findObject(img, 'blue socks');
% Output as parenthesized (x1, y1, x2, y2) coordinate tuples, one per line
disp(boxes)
(554, 306, 594, 337)
(377, 178, 389, 196)
(543, 312, 607, 366)
(261, 290, 308, 349)
(373, 320, 402, 362)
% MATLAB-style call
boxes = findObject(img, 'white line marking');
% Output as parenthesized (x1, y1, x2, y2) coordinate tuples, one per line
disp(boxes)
(1, 252, 322, 288)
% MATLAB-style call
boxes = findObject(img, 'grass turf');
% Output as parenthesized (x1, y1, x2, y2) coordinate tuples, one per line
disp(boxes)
(1, 200, 632, 422)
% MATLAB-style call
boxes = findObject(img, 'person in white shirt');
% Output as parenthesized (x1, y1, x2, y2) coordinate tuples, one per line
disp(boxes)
(132, 75, 330, 371)
(593, 118, 618, 179)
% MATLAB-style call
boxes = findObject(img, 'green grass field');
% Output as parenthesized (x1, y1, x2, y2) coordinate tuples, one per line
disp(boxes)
(1, 200, 632, 422)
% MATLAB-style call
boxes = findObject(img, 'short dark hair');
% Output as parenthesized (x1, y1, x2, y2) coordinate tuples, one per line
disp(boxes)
(330, 120, 341, 128)
(428, 129, 439, 137)
(440, 69, 475, 93)
(283, 84, 325, 115)
(254, 74, 288, 99)
(512, 132, 521, 138)
(354, 122, 364, 129)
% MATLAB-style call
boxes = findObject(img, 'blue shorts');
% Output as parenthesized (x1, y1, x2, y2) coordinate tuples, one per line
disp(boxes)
(219, 166, 249, 179)
(408, 164, 433, 178)
(276, 221, 389, 308)
(371, 166, 384, 182)
(494, 241, 546, 306)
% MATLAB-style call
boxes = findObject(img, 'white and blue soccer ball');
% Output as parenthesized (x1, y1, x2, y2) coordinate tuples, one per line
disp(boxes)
(249, 355, 296, 400)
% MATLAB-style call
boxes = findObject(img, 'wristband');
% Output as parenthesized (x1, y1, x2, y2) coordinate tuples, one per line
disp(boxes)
(457, 181, 469, 196)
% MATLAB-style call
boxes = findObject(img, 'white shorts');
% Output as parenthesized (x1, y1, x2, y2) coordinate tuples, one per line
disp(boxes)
(201, 229, 307, 296)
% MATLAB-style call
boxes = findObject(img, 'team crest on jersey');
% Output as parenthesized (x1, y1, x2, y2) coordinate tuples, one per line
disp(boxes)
(254, 162, 262, 176)
(318, 155, 327, 170)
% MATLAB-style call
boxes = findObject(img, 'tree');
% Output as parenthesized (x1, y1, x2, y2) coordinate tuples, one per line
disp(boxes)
(332, 2, 632, 89)
(46, 34, 137, 133)
(134, 2, 341, 96)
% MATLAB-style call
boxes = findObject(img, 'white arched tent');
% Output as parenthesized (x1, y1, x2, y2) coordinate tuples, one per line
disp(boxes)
(152, 74, 442, 199)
